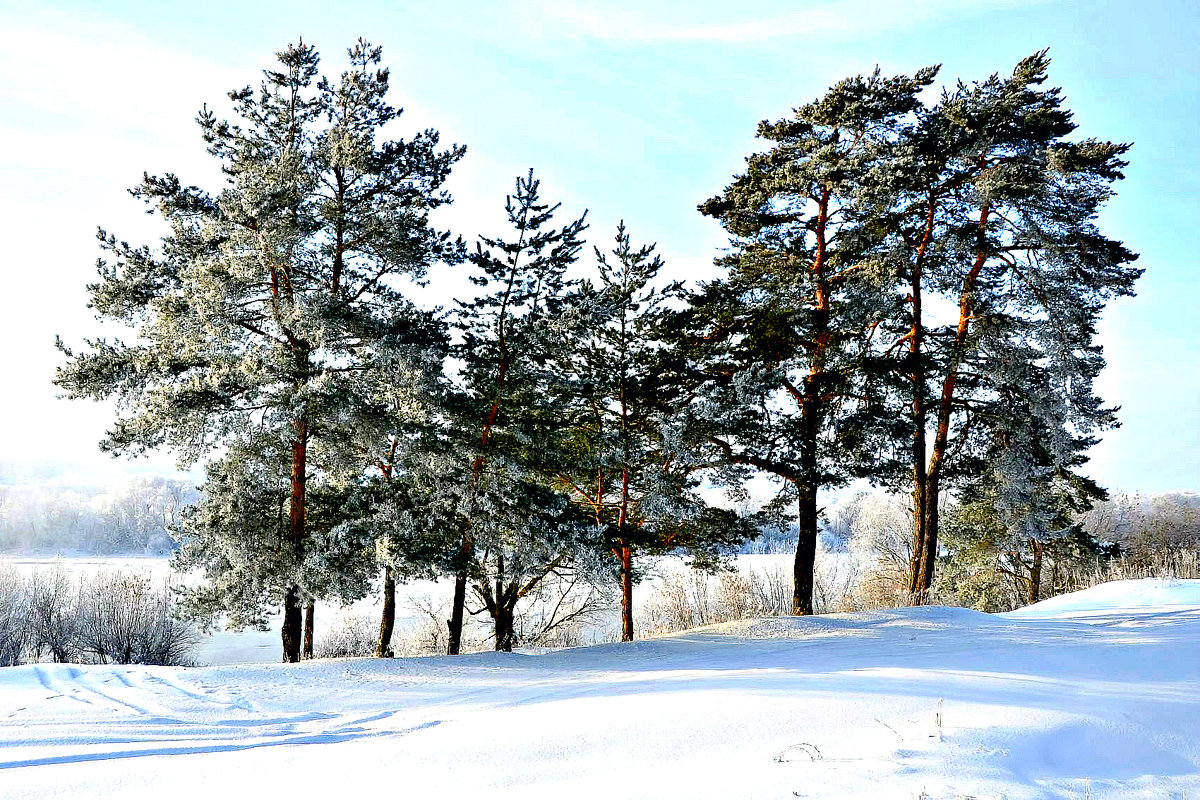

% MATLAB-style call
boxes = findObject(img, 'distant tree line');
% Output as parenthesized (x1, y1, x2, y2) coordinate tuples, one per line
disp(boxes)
(55, 41, 1141, 662)
(0, 476, 197, 555)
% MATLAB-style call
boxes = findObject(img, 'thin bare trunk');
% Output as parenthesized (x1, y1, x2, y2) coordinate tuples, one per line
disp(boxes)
(449, 358, 509, 655)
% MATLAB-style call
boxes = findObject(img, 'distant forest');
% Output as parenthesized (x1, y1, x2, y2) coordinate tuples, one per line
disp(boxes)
(0, 470, 197, 555)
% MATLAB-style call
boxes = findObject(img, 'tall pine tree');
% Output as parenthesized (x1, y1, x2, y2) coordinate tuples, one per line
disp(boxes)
(683, 67, 937, 614)
(865, 52, 1140, 597)
(55, 40, 464, 661)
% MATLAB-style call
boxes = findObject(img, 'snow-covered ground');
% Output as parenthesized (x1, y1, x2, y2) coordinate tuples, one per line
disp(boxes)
(1, 579, 1197, 799)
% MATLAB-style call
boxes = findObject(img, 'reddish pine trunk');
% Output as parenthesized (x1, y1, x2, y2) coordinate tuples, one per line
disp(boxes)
(620, 545, 634, 641)
(915, 476, 940, 595)
(907, 198, 935, 600)
(377, 565, 396, 657)
(913, 200, 991, 596)
(908, 479, 928, 598)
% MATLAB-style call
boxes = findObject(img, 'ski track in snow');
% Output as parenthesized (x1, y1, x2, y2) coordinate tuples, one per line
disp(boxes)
(0, 579, 1197, 799)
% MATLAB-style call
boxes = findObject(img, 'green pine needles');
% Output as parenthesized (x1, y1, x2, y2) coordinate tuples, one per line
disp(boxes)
(56, 42, 1138, 659)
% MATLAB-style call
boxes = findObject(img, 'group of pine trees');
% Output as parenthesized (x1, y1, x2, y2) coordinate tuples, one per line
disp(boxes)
(55, 40, 1138, 661)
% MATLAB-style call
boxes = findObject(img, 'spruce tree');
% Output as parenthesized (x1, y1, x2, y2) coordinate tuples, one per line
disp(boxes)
(55, 40, 464, 661)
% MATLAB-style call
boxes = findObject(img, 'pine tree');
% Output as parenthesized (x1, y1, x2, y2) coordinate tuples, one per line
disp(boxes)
(55, 40, 464, 661)
(683, 67, 938, 614)
(446, 170, 592, 653)
(866, 51, 1140, 598)
(556, 223, 753, 640)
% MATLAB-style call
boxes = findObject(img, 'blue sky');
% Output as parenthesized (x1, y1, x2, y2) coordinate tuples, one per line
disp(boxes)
(0, 0, 1196, 493)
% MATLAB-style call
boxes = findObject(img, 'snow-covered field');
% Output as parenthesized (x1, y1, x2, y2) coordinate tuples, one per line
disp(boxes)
(1, 579, 1197, 799)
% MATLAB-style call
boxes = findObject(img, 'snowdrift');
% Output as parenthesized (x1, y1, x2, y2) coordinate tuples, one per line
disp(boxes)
(1, 579, 1197, 799)
(1005, 577, 1200, 617)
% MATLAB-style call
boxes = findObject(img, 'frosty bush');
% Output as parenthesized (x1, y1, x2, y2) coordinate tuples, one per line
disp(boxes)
(0, 564, 32, 666)
(639, 562, 796, 636)
(513, 577, 614, 650)
(315, 612, 378, 659)
(75, 572, 199, 666)
(0, 563, 198, 666)
(28, 565, 80, 662)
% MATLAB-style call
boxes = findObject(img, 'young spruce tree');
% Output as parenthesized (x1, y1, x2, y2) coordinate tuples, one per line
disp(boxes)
(557, 223, 752, 640)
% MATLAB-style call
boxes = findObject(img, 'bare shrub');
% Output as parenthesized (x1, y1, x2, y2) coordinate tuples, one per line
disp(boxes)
(28, 566, 80, 663)
(0, 564, 197, 666)
(0, 564, 32, 666)
(315, 612, 377, 659)
(813, 548, 866, 613)
(514, 575, 613, 649)
(1055, 550, 1199, 596)
(74, 572, 198, 666)
(746, 563, 791, 616)
(641, 572, 705, 634)
(401, 592, 490, 656)
(640, 561, 800, 636)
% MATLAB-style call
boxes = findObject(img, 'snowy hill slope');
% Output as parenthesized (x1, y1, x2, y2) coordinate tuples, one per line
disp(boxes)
(1, 579, 1197, 799)
(1005, 577, 1200, 617)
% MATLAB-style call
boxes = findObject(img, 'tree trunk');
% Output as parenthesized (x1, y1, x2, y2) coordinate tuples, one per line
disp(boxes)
(906, 197, 935, 601)
(447, 566, 468, 655)
(793, 484, 818, 615)
(494, 603, 515, 652)
(281, 416, 308, 663)
(916, 475, 940, 596)
(1028, 540, 1043, 604)
(376, 565, 395, 658)
(450, 349, 508, 655)
(620, 544, 634, 641)
(915, 199, 990, 598)
(302, 598, 315, 659)
(281, 585, 303, 663)
(908, 477, 928, 598)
